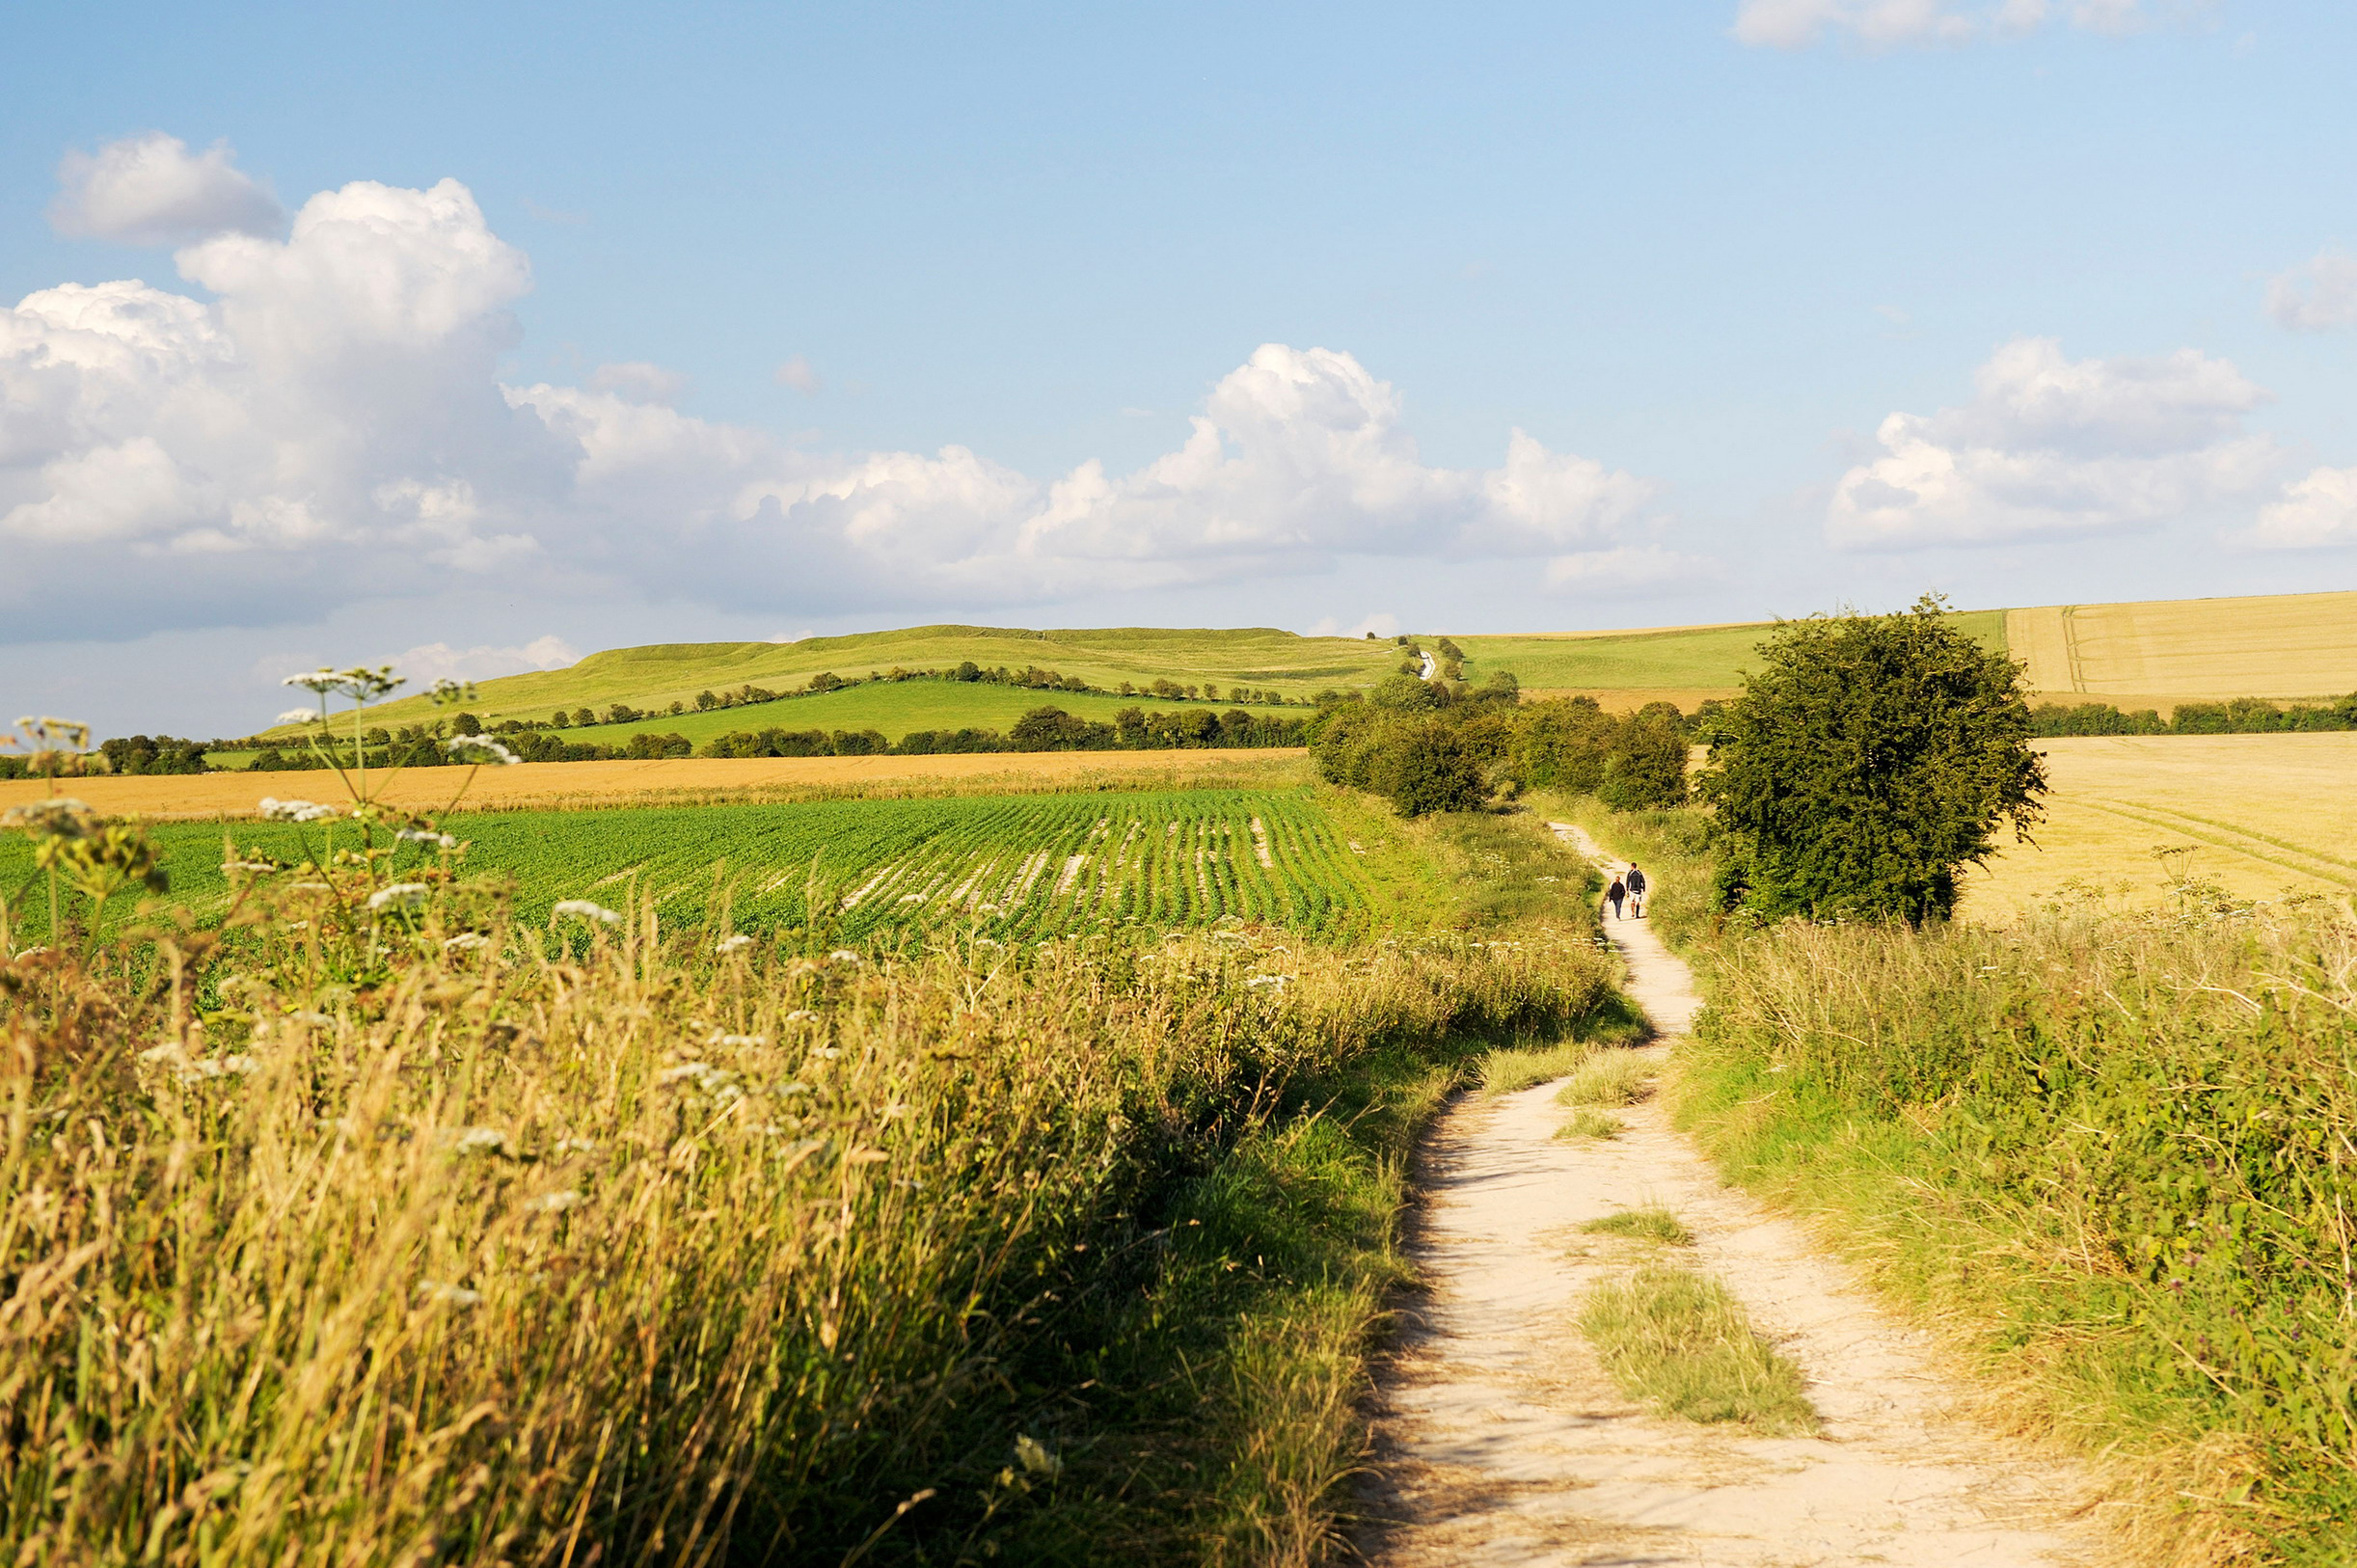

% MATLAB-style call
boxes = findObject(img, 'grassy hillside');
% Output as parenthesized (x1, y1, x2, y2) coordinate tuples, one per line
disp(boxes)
(1452, 609, 2007, 700)
(334, 624, 1405, 734)
(530, 679, 1290, 747)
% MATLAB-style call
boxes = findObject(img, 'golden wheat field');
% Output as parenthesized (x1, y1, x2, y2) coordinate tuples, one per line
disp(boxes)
(1957, 733, 2357, 921)
(0, 747, 1312, 820)
(2006, 589, 2357, 710)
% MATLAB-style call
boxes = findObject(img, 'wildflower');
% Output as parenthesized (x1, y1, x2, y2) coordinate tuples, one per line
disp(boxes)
(1014, 1434, 1063, 1478)
(448, 1126, 508, 1156)
(396, 827, 461, 849)
(425, 677, 476, 706)
(827, 949, 861, 963)
(366, 882, 430, 912)
(555, 1137, 598, 1156)
(259, 798, 340, 823)
(442, 735, 521, 767)
(1246, 974, 1292, 989)
(220, 859, 280, 874)
(715, 933, 754, 954)
(529, 1189, 585, 1214)
(443, 932, 492, 952)
(418, 1281, 482, 1307)
(276, 707, 325, 726)
(710, 1032, 769, 1047)
(784, 1009, 820, 1022)
(659, 1062, 744, 1101)
(553, 900, 622, 926)
(287, 881, 332, 894)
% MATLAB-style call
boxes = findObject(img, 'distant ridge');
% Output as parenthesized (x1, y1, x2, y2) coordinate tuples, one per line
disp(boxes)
(268, 587, 2357, 740)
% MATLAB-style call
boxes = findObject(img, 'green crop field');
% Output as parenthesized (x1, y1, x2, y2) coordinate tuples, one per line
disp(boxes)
(2, 788, 1378, 944)
(335, 624, 1406, 735)
(530, 679, 1293, 748)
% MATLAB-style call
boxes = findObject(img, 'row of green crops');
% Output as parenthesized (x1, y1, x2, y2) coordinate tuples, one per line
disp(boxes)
(4, 789, 1378, 944)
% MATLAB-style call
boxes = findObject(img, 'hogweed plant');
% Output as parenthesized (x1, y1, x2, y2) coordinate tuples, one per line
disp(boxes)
(1, 715, 166, 957)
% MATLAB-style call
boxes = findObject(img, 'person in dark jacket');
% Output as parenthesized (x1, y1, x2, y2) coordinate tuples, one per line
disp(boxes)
(1607, 875, 1627, 920)
(1625, 862, 1647, 918)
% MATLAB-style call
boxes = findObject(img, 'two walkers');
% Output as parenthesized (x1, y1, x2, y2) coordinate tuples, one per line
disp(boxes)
(1605, 862, 1648, 920)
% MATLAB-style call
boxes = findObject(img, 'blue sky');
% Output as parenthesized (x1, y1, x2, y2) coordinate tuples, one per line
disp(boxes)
(4, 1, 2354, 736)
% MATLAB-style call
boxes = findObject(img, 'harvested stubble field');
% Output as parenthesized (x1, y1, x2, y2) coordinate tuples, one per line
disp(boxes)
(0, 747, 1311, 820)
(1957, 733, 2357, 921)
(2007, 588, 2357, 709)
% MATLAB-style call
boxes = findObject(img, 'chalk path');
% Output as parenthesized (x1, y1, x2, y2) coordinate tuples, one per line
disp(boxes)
(1355, 822, 2103, 1567)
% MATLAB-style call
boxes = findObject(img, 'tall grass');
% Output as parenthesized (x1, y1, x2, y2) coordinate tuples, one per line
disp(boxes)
(1681, 901, 2357, 1564)
(1, 883, 1619, 1565)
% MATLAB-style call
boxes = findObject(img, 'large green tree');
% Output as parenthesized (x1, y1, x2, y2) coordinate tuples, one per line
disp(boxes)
(1697, 596, 2045, 925)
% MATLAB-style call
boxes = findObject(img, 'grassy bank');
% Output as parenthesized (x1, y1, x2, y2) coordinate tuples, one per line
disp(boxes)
(1569, 796, 2357, 1564)
(2, 800, 1617, 1565)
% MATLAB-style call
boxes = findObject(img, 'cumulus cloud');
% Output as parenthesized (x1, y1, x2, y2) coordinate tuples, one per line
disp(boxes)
(1734, 0, 2162, 48)
(0, 170, 1681, 642)
(49, 133, 283, 246)
(2248, 467, 2357, 549)
(1826, 337, 2284, 548)
(2265, 250, 2357, 332)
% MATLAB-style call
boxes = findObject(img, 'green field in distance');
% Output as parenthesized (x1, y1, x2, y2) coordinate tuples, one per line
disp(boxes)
(2, 789, 1376, 943)
(519, 679, 1296, 748)
(339, 625, 1406, 734)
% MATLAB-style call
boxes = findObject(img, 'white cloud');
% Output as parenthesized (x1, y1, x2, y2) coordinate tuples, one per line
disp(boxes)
(2264, 250, 2357, 332)
(49, 133, 283, 246)
(381, 635, 581, 685)
(774, 354, 823, 393)
(1, 170, 1680, 643)
(1827, 337, 2284, 548)
(2248, 467, 2357, 549)
(1733, 0, 2163, 48)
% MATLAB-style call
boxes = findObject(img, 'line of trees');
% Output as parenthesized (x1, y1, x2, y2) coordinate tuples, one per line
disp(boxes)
(697, 704, 1310, 759)
(1308, 669, 1692, 818)
(2031, 695, 2357, 736)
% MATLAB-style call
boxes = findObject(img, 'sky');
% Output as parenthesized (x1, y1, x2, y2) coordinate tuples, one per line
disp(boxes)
(4, 0, 2355, 739)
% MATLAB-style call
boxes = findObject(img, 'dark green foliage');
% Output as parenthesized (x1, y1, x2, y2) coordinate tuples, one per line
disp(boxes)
(1600, 705, 1689, 811)
(2028, 694, 2357, 736)
(1368, 718, 1489, 818)
(96, 735, 209, 776)
(1697, 595, 2045, 925)
(1370, 672, 1441, 712)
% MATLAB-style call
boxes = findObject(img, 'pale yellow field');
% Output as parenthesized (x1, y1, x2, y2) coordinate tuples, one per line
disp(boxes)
(2006, 589, 2357, 708)
(0, 748, 1312, 821)
(1958, 733, 2357, 922)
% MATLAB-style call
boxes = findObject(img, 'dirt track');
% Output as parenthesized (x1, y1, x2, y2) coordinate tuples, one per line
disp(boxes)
(1358, 823, 2105, 1566)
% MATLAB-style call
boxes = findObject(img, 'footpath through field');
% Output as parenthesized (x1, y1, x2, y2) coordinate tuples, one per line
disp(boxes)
(1358, 822, 2106, 1567)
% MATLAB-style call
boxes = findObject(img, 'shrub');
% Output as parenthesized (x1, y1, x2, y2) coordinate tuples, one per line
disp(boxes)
(1697, 594, 2045, 925)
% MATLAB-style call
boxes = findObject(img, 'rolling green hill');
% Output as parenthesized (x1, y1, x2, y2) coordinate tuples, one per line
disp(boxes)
(510, 680, 1292, 748)
(317, 624, 1406, 738)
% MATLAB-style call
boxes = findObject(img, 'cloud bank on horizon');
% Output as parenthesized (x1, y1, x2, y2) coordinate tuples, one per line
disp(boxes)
(1733, 0, 2173, 49)
(0, 138, 1691, 647)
